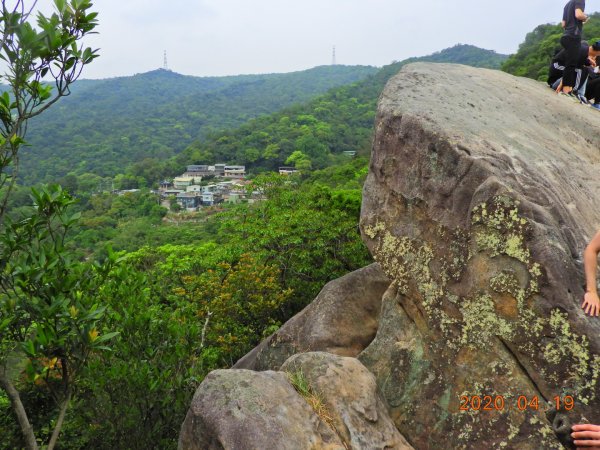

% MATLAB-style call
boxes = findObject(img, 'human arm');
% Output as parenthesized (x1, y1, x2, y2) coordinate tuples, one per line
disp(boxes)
(582, 231, 600, 316)
(562, 20, 566, 28)
(588, 57, 597, 68)
(572, 424, 600, 448)
(575, 8, 588, 22)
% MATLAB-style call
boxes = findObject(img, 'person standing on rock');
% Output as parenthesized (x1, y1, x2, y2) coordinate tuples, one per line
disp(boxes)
(559, 0, 589, 95)
(582, 231, 600, 316)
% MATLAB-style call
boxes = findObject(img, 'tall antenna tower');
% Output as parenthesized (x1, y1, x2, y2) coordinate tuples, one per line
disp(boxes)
(163, 50, 169, 70)
(332, 46, 336, 66)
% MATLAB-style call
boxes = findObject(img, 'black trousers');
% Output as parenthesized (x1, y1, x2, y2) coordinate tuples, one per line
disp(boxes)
(561, 34, 582, 89)
(586, 77, 600, 102)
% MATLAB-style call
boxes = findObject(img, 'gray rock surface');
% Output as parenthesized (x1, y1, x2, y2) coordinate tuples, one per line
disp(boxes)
(360, 62, 600, 448)
(178, 369, 345, 450)
(281, 352, 413, 450)
(234, 263, 390, 371)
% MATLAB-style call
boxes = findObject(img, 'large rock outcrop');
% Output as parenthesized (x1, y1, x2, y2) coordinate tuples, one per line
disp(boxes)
(180, 63, 600, 449)
(281, 352, 412, 449)
(234, 263, 390, 371)
(179, 355, 410, 450)
(359, 62, 600, 448)
(178, 369, 345, 450)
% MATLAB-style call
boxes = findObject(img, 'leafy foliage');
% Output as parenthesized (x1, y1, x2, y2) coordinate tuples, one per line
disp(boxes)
(401, 43, 508, 68)
(45, 244, 290, 449)
(218, 174, 371, 311)
(0, 1, 100, 448)
(0, 186, 119, 449)
(0, 0, 98, 218)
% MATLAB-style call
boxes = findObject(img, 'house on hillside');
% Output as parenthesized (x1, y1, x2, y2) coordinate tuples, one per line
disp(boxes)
(224, 165, 246, 179)
(186, 185, 203, 193)
(213, 164, 226, 177)
(173, 176, 197, 190)
(176, 191, 201, 210)
(162, 189, 184, 198)
(279, 166, 298, 176)
(201, 191, 223, 206)
(183, 163, 227, 178)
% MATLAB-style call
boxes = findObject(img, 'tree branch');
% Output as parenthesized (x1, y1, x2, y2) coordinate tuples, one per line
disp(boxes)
(47, 387, 71, 450)
(0, 365, 39, 450)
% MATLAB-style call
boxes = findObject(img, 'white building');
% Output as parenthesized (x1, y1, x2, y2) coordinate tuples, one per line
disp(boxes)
(173, 176, 196, 189)
(224, 165, 246, 179)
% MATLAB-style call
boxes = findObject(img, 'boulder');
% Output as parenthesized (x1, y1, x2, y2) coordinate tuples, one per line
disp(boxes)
(234, 263, 390, 371)
(359, 62, 600, 448)
(178, 369, 345, 450)
(281, 352, 413, 450)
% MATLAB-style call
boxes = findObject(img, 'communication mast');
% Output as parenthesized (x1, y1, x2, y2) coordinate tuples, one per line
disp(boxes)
(332, 46, 336, 66)
(163, 50, 169, 70)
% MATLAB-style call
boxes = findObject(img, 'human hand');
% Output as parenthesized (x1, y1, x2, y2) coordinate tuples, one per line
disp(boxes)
(573, 423, 600, 447)
(582, 292, 600, 316)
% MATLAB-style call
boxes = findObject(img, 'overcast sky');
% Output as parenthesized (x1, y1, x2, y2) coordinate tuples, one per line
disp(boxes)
(31, 0, 589, 79)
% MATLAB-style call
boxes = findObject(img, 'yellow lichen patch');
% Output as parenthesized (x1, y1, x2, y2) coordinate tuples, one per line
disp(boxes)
(490, 271, 528, 311)
(543, 309, 599, 402)
(472, 196, 533, 267)
(364, 193, 599, 435)
(459, 294, 515, 346)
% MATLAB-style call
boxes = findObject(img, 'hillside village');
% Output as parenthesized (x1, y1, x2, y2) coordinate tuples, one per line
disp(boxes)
(157, 164, 299, 211)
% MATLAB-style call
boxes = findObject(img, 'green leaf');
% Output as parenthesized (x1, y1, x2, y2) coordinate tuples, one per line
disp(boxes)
(22, 340, 36, 357)
(94, 331, 120, 344)
(55, 0, 67, 13)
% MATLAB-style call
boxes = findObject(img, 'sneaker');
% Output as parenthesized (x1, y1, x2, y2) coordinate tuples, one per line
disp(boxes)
(591, 103, 600, 110)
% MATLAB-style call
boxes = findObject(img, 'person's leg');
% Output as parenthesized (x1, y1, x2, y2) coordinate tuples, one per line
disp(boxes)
(548, 63, 563, 89)
(586, 77, 600, 102)
(574, 69, 589, 102)
(546, 62, 564, 90)
(561, 35, 582, 93)
(552, 78, 562, 90)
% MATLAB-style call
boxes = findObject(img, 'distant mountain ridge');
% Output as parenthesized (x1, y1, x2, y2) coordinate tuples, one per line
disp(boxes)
(20, 45, 508, 184)
(169, 44, 510, 178)
(402, 43, 508, 68)
(20, 65, 377, 184)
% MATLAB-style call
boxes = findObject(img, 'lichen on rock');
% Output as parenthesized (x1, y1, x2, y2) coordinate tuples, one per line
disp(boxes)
(360, 62, 600, 448)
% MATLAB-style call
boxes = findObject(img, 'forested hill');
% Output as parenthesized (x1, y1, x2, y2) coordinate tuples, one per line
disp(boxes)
(20, 45, 507, 187)
(19, 65, 377, 184)
(165, 45, 509, 179)
(400, 43, 508, 68)
(502, 12, 600, 80)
